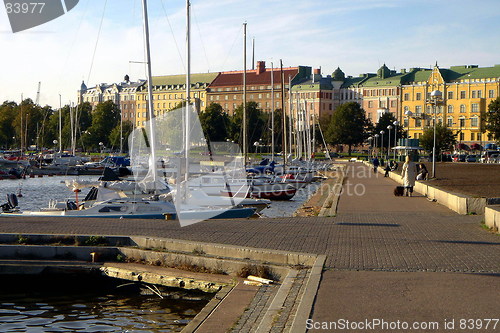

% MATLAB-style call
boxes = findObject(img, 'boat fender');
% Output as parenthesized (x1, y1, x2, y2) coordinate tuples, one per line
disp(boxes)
(7, 193, 18, 208)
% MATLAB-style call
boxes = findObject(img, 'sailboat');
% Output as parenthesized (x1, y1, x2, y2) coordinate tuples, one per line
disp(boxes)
(1, 0, 257, 222)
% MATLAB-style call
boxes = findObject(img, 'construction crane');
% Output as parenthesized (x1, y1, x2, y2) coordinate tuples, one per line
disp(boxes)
(35, 81, 41, 105)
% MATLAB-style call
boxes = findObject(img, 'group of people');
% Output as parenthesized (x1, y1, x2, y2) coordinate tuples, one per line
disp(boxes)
(372, 156, 429, 197)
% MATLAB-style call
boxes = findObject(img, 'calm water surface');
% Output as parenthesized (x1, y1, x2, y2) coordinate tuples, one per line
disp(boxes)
(0, 275, 212, 332)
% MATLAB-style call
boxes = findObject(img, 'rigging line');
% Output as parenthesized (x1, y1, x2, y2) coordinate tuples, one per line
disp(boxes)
(58, 0, 90, 87)
(160, 0, 185, 72)
(191, 6, 211, 72)
(86, 0, 109, 85)
(221, 24, 243, 70)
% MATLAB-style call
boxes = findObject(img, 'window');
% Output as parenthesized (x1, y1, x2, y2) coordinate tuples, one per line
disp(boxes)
(404, 93, 410, 101)
(478, 133, 482, 141)
(471, 103, 479, 112)
(447, 91, 453, 99)
(447, 105, 454, 113)
(460, 104, 466, 113)
(460, 91, 466, 99)
(390, 100, 396, 107)
(416, 92, 422, 100)
(447, 117, 453, 127)
(368, 101, 373, 108)
(477, 90, 482, 98)
(471, 117, 478, 127)
(472, 91, 477, 98)
(415, 118, 422, 127)
(471, 133, 475, 141)
(459, 118, 465, 127)
(489, 90, 495, 98)
(404, 118, 409, 127)
(415, 105, 422, 114)
(460, 132, 465, 141)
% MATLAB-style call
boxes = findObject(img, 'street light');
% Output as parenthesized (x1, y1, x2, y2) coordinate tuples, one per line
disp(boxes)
(393, 121, 399, 160)
(374, 134, 380, 158)
(429, 90, 443, 179)
(380, 130, 385, 160)
(368, 136, 373, 158)
(387, 125, 393, 160)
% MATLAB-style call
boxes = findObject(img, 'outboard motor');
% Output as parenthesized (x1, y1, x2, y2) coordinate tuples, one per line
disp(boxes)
(1, 193, 19, 212)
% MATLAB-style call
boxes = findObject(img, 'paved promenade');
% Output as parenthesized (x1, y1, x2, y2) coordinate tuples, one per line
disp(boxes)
(0, 162, 499, 331)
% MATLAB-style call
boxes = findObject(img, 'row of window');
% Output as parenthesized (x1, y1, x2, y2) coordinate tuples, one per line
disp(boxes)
(405, 116, 480, 128)
(209, 93, 281, 101)
(364, 89, 397, 97)
(403, 103, 481, 114)
(403, 89, 496, 101)
(367, 100, 398, 108)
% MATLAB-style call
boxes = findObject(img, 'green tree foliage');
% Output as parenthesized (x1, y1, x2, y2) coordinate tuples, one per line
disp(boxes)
(483, 97, 500, 142)
(199, 103, 230, 142)
(109, 120, 134, 151)
(0, 101, 17, 148)
(325, 102, 371, 155)
(230, 101, 267, 152)
(419, 123, 457, 159)
(83, 100, 120, 150)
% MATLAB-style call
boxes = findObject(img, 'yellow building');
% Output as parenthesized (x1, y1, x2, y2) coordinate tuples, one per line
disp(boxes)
(135, 73, 219, 127)
(402, 64, 500, 147)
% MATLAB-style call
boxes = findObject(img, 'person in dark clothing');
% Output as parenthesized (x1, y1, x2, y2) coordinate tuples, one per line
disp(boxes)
(372, 157, 380, 173)
(416, 163, 429, 180)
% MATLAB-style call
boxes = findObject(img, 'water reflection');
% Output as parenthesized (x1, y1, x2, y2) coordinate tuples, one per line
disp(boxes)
(0, 274, 212, 332)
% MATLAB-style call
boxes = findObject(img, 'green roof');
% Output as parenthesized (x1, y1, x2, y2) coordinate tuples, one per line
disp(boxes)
(151, 73, 219, 86)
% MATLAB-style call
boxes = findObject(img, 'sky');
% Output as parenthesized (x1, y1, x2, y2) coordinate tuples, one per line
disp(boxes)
(0, 0, 499, 108)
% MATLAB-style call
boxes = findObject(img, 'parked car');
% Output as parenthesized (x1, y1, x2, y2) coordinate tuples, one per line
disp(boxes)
(480, 151, 499, 163)
(465, 154, 477, 163)
(452, 154, 466, 162)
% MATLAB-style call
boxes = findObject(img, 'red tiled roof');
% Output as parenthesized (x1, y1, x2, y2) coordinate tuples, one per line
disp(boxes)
(210, 67, 299, 87)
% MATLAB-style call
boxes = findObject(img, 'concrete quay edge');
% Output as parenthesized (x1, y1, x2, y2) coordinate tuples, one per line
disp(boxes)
(362, 160, 488, 215)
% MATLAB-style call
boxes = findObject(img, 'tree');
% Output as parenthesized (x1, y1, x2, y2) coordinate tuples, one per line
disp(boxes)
(0, 101, 17, 148)
(419, 123, 457, 160)
(483, 97, 500, 142)
(109, 120, 134, 151)
(199, 103, 230, 142)
(229, 101, 267, 152)
(325, 102, 371, 156)
(83, 100, 120, 150)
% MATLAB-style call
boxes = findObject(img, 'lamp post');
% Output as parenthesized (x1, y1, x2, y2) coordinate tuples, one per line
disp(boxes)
(393, 120, 398, 160)
(429, 90, 443, 179)
(374, 134, 379, 158)
(368, 136, 373, 158)
(387, 125, 392, 161)
(380, 130, 385, 161)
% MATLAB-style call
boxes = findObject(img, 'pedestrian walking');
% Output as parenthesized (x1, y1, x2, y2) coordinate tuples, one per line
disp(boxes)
(401, 155, 417, 196)
(372, 157, 380, 173)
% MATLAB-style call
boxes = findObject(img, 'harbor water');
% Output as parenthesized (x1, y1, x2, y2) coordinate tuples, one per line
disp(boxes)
(0, 274, 213, 332)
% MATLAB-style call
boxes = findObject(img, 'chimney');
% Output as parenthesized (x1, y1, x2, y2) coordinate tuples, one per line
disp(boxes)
(256, 61, 266, 75)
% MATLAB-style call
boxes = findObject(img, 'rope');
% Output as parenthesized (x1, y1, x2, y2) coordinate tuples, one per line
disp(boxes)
(191, 6, 211, 72)
(160, 0, 185, 72)
(86, 0, 108, 84)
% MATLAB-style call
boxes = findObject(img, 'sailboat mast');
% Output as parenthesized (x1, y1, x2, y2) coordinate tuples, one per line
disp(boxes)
(243, 23, 247, 166)
(141, 0, 158, 185)
(271, 61, 274, 161)
(185, 0, 191, 182)
(280, 60, 286, 169)
(288, 75, 293, 158)
(58, 94, 62, 153)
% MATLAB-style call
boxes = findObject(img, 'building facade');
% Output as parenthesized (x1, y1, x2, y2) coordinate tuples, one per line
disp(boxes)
(402, 64, 500, 146)
(207, 61, 311, 116)
(134, 73, 219, 127)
